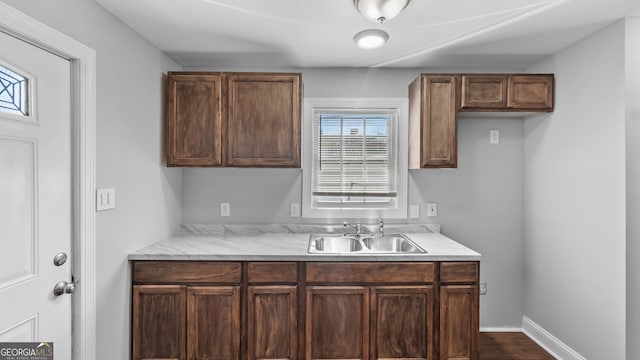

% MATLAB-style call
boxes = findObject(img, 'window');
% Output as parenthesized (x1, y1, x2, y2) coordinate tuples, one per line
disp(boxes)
(0, 63, 30, 117)
(303, 98, 408, 219)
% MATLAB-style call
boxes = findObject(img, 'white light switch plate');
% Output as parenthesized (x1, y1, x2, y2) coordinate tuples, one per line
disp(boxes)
(96, 188, 115, 211)
(409, 205, 420, 219)
(290, 203, 300, 218)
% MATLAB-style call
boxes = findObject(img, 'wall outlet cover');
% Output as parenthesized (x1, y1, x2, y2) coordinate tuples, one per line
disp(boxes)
(220, 202, 230, 217)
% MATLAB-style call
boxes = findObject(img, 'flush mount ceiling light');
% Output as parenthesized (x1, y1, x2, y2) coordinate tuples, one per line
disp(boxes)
(354, 0, 411, 24)
(353, 29, 389, 49)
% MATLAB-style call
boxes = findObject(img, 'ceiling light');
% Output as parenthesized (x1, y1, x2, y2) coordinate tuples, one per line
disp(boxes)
(353, 29, 389, 49)
(354, 0, 411, 24)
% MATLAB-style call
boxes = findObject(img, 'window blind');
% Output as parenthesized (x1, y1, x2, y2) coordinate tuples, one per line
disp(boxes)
(312, 109, 398, 198)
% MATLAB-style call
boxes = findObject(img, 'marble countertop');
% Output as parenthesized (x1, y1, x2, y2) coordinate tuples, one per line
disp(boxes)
(128, 224, 481, 261)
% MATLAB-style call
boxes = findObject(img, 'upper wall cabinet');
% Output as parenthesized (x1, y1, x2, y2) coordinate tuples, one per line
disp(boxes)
(165, 72, 302, 168)
(409, 73, 554, 169)
(224, 73, 301, 167)
(459, 74, 554, 112)
(409, 74, 458, 168)
(166, 73, 223, 167)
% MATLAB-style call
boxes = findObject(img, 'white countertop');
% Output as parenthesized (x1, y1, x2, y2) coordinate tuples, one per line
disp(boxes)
(128, 224, 481, 261)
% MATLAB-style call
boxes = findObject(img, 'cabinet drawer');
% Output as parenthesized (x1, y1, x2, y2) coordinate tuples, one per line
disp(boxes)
(440, 262, 478, 284)
(306, 262, 435, 284)
(133, 261, 241, 284)
(248, 262, 298, 283)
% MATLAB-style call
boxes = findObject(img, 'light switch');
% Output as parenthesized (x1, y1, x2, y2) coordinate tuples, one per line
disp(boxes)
(290, 203, 300, 218)
(96, 188, 115, 211)
(410, 205, 420, 219)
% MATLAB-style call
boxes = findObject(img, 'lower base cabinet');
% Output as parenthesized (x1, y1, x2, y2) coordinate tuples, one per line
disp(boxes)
(247, 286, 297, 360)
(131, 261, 478, 360)
(188, 286, 240, 360)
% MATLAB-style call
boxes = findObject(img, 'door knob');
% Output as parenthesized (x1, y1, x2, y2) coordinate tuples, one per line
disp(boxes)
(53, 281, 76, 296)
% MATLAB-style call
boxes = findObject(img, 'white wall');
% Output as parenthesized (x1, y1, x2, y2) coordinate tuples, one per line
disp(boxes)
(626, 16, 640, 360)
(524, 21, 626, 359)
(0, 1, 183, 360)
(182, 67, 526, 328)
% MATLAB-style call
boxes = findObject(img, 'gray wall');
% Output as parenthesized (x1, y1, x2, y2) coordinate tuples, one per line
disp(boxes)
(523, 21, 626, 359)
(626, 16, 640, 360)
(0, 1, 183, 360)
(182, 67, 526, 328)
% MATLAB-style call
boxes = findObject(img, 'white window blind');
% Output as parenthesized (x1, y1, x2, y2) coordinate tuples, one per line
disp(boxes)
(312, 109, 398, 198)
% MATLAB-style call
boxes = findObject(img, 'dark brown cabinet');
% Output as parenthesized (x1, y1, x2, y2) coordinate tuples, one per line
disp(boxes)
(306, 286, 370, 360)
(439, 263, 479, 360)
(409, 73, 554, 168)
(187, 286, 240, 360)
(166, 73, 223, 166)
(131, 261, 478, 360)
(460, 75, 508, 110)
(305, 262, 436, 360)
(248, 286, 297, 360)
(165, 72, 301, 168)
(224, 73, 301, 167)
(371, 286, 435, 360)
(460, 74, 553, 112)
(132, 285, 186, 360)
(409, 74, 458, 168)
(507, 75, 554, 110)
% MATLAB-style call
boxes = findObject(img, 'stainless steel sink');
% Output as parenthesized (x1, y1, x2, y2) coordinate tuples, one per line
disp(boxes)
(309, 236, 364, 253)
(307, 234, 426, 254)
(362, 235, 424, 253)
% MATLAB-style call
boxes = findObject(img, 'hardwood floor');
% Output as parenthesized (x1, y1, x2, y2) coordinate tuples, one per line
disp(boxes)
(480, 332, 556, 360)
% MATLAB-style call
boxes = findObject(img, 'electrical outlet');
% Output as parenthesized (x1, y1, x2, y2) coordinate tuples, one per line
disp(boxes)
(480, 282, 487, 295)
(490, 130, 500, 144)
(427, 203, 437, 217)
(96, 188, 115, 211)
(220, 202, 230, 217)
(290, 203, 300, 218)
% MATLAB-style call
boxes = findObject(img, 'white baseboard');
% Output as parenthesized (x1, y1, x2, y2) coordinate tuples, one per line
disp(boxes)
(522, 316, 586, 360)
(480, 326, 523, 332)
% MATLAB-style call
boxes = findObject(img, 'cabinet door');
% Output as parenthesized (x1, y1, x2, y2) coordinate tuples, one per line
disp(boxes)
(187, 286, 240, 360)
(371, 286, 434, 360)
(306, 286, 370, 360)
(439, 285, 479, 360)
(132, 285, 186, 360)
(507, 75, 554, 111)
(248, 286, 297, 360)
(409, 74, 457, 168)
(460, 75, 507, 110)
(166, 73, 223, 166)
(224, 73, 301, 167)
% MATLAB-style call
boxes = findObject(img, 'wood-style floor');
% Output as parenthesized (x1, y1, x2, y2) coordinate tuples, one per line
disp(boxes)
(480, 332, 556, 360)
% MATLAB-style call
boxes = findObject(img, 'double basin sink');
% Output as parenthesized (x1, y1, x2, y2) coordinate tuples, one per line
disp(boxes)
(308, 234, 426, 254)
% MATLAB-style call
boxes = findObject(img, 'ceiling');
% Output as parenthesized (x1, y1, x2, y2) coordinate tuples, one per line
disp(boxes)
(93, 0, 640, 69)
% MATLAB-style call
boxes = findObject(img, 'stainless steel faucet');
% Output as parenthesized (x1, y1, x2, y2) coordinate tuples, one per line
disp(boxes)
(378, 218, 384, 237)
(343, 222, 362, 237)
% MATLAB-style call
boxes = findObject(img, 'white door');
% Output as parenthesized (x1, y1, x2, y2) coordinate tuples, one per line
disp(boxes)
(0, 30, 72, 359)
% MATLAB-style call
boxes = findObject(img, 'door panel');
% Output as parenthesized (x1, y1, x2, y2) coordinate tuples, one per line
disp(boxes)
(0, 30, 72, 359)
(306, 286, 370, 360)
(371, 286, 434, 360)
(247, 286, 297, 360)
(187, 286, 240, 360)
(132, 285, 187, 360)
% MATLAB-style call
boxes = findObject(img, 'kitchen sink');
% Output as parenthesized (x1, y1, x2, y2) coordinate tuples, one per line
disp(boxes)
(309, 236, 364, 253)
(307, 234, 426, 254)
